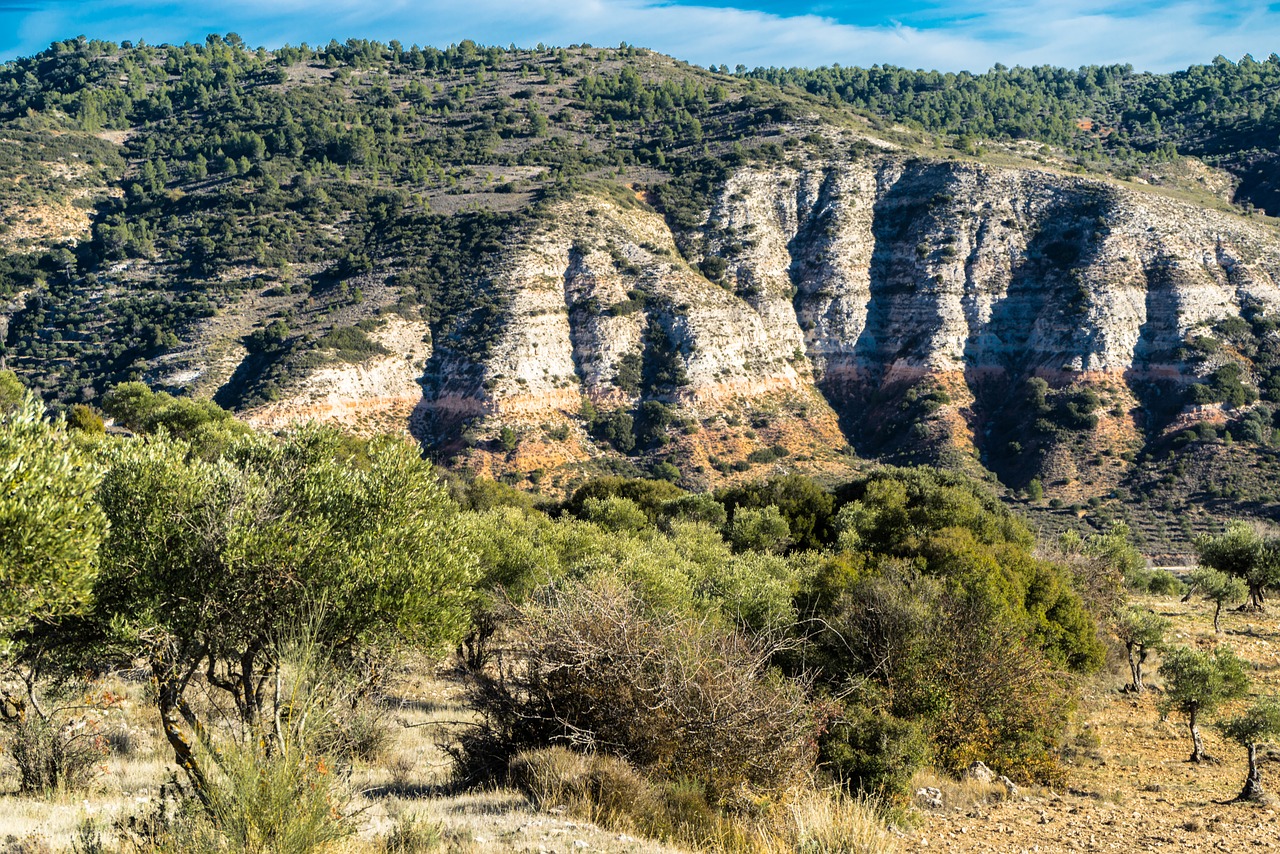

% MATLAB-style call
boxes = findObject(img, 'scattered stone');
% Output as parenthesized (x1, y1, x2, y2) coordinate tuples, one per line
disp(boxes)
(965, 761, 996, 783)
(997, 775, 1020, 798)
(917, 787, 944, 809)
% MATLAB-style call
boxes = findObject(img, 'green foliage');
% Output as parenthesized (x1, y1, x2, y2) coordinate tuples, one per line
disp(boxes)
(744, 55, 1280, 208)
(101, 382, 246, 446)
(313, 324, 390, 362)
(1145, 570, 1186, 597)
(1187, 566, 1249, 630)
(794, 468, 1103, 787)
(564, 476, 685, 521)
(651, 461, 681, 483)
(661, 493, 727, 528)
(1218, 697, 1280, 749)
(498, 425, 519, 453)
(725, 505, 791, 554)
(1158, 644, 1251, 761)
(1188, 362, 1257, 408)
(93, 427, 476, 793)
(1217, 697, 1280, 800)
(612, 351, 643, 395)
(456, 476, 537, 512)
(1112, 605, 1168, 692)
(0, 391, 106, 646)
(818, 706, 930, 799)
(66, 404, 105, 433)
(1195, 522, 1280, 609)
(591, 408, 636, 453)
(0, 369, 27, 411)
(718, 474, 836, 551)
(580, 495, 650, 534)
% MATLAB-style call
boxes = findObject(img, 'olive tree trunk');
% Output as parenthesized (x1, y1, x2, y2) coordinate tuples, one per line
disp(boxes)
(1126, 644, 1145, 693)
(1237, 742, 1265, 802)
(1189, 708, 1208, 763)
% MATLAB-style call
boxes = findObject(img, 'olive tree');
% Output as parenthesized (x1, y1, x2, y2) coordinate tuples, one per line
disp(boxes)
(0, 387, 106, 649)
(1112, 606, 1167, 693)
(1158, 645, 1250, 763)
(1195, 523, 1280, 611)
(94, 427, 477, 800)
(1218, 698, 1280, 802)
(1187, 566, 1248, 633)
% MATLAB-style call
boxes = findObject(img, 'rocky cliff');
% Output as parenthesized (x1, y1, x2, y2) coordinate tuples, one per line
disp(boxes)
(240, 139, 1277, 522)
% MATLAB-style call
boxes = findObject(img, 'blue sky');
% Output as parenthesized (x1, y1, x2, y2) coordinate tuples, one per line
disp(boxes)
(2, 1, 1279, 71)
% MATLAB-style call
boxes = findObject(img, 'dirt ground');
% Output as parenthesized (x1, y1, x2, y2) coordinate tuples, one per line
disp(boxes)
(908, 593, 1280, 852)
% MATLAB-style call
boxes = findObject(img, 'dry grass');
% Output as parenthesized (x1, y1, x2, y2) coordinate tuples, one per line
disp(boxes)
(0, 655, 699, 852)
(908, 769, 1017, 814)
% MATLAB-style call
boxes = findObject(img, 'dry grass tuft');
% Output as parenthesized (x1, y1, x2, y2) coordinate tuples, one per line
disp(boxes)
(510, 746, 897, 854)
(909, 769, 1013, 812)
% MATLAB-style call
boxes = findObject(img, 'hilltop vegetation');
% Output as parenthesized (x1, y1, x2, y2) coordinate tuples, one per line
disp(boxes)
(3, 36, 1280, 554)
(747, 55, 1280, 210)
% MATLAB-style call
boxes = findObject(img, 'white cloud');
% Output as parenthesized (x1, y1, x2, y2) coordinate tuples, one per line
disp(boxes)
(4, 0, 1280, 70)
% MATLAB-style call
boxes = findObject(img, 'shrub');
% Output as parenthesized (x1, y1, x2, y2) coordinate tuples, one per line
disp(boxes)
(66, 404, 105, 433)
(511, 747, 897, 854)
(579, 495, 649, 533)
(725, 505, 791, 554)
(592, 408, 635, 452)
(818, 705, 929, 799)
(651, 460, 681, 482)
(660, 493, 726, 528)
(801, 470, 1099, 787)
(747, 444, 789, 465)
(1145, 570, 1186, 598)
(377, 814, 444, 853)
(718, 475, 835, 550)
(509, 747, 662, 833)
(453, 580, 816, 797)
(7, 711, 106, 794)
(564, 476, 684, 520)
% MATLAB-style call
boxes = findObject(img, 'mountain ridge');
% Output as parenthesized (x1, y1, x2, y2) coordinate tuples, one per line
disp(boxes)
(4, 37, 1280, 554)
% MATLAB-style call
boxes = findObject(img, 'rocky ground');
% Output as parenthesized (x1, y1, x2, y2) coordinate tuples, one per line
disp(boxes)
(909, 592, 1280, 852)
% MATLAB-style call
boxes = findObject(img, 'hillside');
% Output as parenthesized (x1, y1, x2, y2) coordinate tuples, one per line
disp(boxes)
(4, 37, 1280, 556)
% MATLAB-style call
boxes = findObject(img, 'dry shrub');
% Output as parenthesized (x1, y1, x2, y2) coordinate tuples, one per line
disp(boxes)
(509, 747, 665, 833)
(510, 746, 746, 850)
(377, 813, 443, 853)
(453, 580, 815, 797)
(909, 768, 1010, 812)
(7, 713, 106, 794)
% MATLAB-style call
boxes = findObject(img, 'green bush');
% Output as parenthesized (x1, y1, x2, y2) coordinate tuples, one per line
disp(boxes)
(819, 706, 929, 799)
(66, 404, 105, 433)
(1145, 570, 1186, 598)
(592, 408, 636, 452)
(725, 505, 791, 554)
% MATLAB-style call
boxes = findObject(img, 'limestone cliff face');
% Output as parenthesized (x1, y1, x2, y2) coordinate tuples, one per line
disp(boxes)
(238, 143, 1280, 496)
(245, 315, 433, 437)
(708, 156, 1280, 383)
